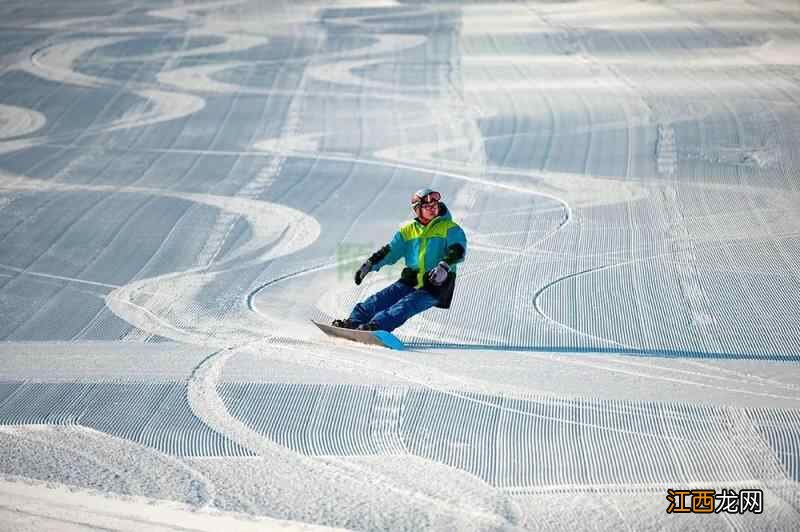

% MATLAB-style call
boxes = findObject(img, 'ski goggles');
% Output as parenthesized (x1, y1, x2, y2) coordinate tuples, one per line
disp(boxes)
(411, 190, 441, 209)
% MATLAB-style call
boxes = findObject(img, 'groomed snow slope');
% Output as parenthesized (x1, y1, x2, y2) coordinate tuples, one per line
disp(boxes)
(0, 0, 799, 529)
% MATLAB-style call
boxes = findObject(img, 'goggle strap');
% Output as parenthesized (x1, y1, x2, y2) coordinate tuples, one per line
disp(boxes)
(412, 192, 441, 206)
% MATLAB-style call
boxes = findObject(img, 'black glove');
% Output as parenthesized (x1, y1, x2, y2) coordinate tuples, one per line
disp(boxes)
(443, 243, 465, 264)
(354, 260, 372, 285)
(427, 261, 449, 286)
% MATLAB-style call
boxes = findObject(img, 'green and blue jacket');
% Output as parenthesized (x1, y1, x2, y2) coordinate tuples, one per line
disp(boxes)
(369, 203, 467, 308)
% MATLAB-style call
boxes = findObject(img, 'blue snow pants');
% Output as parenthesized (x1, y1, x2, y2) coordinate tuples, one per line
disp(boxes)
(349, 280, 438, 332)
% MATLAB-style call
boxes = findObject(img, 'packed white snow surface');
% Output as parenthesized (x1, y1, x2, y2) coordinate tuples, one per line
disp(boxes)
(1, 0, 799, 529)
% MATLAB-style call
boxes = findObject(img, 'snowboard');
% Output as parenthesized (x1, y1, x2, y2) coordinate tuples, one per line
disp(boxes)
(311, 320, 405, 351)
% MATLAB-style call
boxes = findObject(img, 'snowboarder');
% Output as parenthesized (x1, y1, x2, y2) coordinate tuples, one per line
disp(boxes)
(332, 188, 467, 332)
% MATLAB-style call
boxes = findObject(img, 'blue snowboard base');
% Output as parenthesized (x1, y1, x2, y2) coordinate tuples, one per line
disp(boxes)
(311, 320, 405, 351)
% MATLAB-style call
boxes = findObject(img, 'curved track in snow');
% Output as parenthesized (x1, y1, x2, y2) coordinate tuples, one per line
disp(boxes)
(1, 1, 800, 529)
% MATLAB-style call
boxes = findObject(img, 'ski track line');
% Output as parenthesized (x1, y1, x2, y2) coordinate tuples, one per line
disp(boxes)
(0, 382, 255, 458)
(24, 140, 652, 207)
(167, 260, 796, 493)
(530, 263, 637, 349)
(249, 264, 567, 406)
(5, 9, 322, 340)
(0, 146, 220, 339)
(560, 355, 800, 402)
(244, 336, 730, 447)
(201, 341, 800, 492)
(0, 183, 159, 338)
(605, 355, 800, 392)
(0, 105, 47, 139)
(0, 177, 199, 340)
(13, 34, 206, 152)
(502, 477, 800, 497)
(186, 342, 517, 527)
(0, 26, 195, 278)
(28, 2, 144, 33)
(145, 0, 251, 25)
(168, 15, 319, 284)
(0, 264, 122, 291)
(176, 53, 260, 275)
(0, 175, 320, 344)
(78, 153, 232, 341)
(106, 32, 270, 64)
(0, 477, 311, 532)
(682, 359, 800, 391)
(219, 348, 523, 490)
(0, 176, 320, 268)
(204, 17, 316, 268)
(527, 217, 800, 356)
(75, 180, 205, 342)
(106, 183, 318, 343)
(25, 35, 199, 139)
(251, 145, 575, 208)
(7, 427, 161, 498)
(0, 102, 135, 250)
(0, 424, 218, 510)
(358, 338, 798, 426)
(514, 5, 667, 349)
(95, 28, 278, 340)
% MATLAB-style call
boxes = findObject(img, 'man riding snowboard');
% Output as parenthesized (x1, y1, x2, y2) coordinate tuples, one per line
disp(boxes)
(333, 188, 467, 332)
